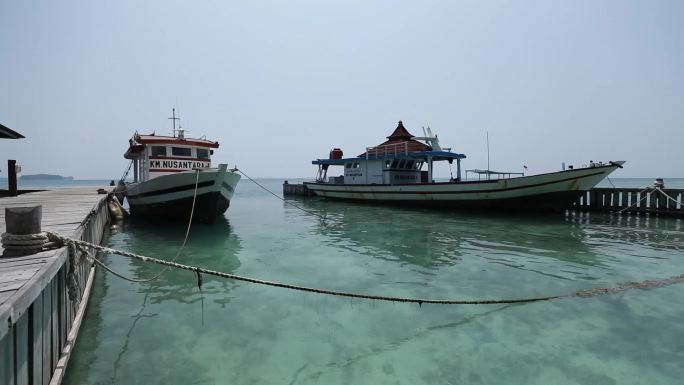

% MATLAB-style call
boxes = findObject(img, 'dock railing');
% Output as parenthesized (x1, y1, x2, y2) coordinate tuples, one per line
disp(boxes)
(573, 187, 683, 216)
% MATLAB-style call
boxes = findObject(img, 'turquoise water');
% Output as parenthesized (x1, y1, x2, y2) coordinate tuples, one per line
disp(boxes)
(63, 179, 684, 385)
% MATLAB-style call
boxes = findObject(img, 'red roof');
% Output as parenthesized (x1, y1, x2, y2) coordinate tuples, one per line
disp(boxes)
(386, 120, 414, 141)
(359, 121, 430, 157)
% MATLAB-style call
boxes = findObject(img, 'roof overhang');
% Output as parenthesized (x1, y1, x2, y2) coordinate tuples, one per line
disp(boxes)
(135, 134, 219, 148)
(0, 123, 25, 139)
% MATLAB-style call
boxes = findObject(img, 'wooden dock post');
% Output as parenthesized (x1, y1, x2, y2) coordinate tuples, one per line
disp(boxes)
(7, 160, 18, 197)
(3, 206, 42, 257)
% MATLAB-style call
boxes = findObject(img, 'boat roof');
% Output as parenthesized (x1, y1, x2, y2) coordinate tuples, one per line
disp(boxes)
(358, 121, 430, 157)
(466, 169, 524, 175)
(312, 150, 466, 165)
(125, 132, 219, 159)
(134, 134, 219, 148)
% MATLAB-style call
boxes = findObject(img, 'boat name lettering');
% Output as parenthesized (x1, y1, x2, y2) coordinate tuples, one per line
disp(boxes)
(149, 160, 211, 169)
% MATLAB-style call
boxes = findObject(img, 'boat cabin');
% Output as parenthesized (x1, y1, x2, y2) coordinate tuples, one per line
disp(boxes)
(124, 129, 219, 182)
(313, 121, 466, 185)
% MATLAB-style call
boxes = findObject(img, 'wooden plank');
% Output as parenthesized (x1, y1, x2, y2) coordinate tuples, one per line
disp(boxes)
(42, 283, 51, 385)
(0, 258, 49, 269)
(0, 291, 14, 304)
(0, 248, 67, 341)
(50, 278, 58, 375)
(47, 265, 96, 385)
(650, 190, 658, 212)
(0, 268, 41, 284)
(32, 293, 43, 385)
(15, 309, 29, 385)
(0, 281, 27, 294)
(58, 268, 66, 354)
(590, 190, 598, 209)
(0, 327, 13, 385)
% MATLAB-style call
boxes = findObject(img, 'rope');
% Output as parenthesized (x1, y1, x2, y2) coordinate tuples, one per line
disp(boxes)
(655, 187, 681, 206)
(97, 169, 202, 283)
(616, 187, 653, 214)
(1, 232, 53, 255)
(119, 160, 133, 183)
(46, 233, 684, 306)
(235, 168, 329, 221)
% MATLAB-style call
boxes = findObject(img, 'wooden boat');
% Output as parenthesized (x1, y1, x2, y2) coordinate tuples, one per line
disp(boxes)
(121, 110, 240, 223)
(304, 121, 624, 212)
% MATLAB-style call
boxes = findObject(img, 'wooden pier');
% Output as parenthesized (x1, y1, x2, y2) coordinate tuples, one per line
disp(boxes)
(573, 187, 683, 216)
(283, 182, 684, 217)
(0, 187, 109, 385)
(282, 181, 314, 197)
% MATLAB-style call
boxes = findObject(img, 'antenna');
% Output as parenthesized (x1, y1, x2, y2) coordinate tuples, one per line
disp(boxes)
(486, 131, 490, 180)
(168, 108, 180, 137)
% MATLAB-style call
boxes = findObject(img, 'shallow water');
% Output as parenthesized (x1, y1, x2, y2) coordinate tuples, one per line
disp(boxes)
(64, 179, 684, 385)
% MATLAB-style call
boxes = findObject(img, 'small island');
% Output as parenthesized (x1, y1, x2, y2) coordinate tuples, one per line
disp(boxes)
(19, 174, 74, 180)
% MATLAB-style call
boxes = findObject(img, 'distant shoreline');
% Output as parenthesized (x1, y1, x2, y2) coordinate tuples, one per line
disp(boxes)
(19, 174, 74, 180)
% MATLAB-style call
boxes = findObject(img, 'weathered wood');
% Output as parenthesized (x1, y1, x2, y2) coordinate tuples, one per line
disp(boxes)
(1, 187, 108, 385)
(283, 182, 315, 196)
(32, 293, 43, 385)
(15, 309, 29, 385)
(50, 278, 58, 375)
(0, 330, 13, 385)
(42, 284, 51, 385)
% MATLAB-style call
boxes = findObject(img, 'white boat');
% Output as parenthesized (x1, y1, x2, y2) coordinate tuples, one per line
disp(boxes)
(304, 121, 624, 212)
(121, 110, 240, 223)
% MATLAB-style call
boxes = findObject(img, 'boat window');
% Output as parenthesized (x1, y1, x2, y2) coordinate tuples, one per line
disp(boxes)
(390, 160, 399, 168)
(346, 163, 352, 169)
(196, 148, 210, 160)
(151, 146, 167, 156)
(353, 163, 360, 168)
(405, 160, 414, 169)
(397, 159, 406, 169)
(385, 160, 391, 169)
(172, 147, 192, 157)
(415, 161, 423, 170)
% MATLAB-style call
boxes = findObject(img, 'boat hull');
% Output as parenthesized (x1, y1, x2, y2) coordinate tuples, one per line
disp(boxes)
(125, 164, 240, 223)
(304, 163, 623, 212)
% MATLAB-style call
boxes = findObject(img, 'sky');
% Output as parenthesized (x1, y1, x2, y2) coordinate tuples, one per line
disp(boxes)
(1, 0, 682, 179)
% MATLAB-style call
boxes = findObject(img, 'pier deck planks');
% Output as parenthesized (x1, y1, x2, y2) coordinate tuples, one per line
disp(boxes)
(0, 187, 108, 385)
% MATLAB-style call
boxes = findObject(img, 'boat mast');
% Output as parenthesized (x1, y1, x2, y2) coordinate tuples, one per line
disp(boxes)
(168, 108, 180, 138)
(486, 131, 490, 180)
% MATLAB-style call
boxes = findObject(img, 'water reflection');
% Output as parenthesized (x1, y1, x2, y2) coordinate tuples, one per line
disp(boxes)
(64, 216, 244, 385)
(284, 197, 683, 279)
(107, 215, 243, 305)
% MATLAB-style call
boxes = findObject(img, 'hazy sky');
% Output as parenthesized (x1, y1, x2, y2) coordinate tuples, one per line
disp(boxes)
(1, 0, 682, 179)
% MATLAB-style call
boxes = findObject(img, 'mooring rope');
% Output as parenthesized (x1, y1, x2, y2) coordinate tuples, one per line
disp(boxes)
(235, 168, 329, 221)
(616, 187, 653, 214)
(655, 187, 682, 207)
(104, 169, 201, 283)
(45, 234, 684, 306)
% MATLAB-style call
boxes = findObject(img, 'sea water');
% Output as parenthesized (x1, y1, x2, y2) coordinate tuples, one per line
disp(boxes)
(62, 178, 684, 385)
